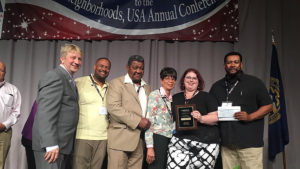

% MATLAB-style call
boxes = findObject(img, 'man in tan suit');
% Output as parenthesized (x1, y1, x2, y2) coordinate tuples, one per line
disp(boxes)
(107, 55, 151, 169)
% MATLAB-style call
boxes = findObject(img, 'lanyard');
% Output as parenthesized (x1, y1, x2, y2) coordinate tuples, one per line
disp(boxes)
(136, 85, 142, 93)
(89, 75, 107, 105)
(225, 80, 239, 101)
(184, 90, 199, 104)
(159, 90, 172, 115)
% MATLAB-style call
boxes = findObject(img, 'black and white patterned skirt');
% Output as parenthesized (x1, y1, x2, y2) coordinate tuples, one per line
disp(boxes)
(166, 136, 219, 169)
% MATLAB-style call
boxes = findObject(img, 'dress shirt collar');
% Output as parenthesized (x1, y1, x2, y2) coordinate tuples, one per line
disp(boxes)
(124, 73, 146, 87)
(90, 74, 108, 88)
(159, 87, 172, 101)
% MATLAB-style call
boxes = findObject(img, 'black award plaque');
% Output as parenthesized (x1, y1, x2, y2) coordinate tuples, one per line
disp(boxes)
(175, 104, 197, 131)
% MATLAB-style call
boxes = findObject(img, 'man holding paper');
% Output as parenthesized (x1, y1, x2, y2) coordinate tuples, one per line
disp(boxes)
(209, 52, 272, 169)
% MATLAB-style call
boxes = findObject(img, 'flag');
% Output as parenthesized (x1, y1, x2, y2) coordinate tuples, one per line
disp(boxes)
(268, 44, 289, 161)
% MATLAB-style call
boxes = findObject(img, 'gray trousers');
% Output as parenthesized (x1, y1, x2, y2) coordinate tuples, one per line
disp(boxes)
(34, 151, 71, 169)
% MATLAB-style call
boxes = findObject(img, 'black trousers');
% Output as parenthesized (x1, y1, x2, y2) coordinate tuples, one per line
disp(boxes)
(21, 136, 36, 169)
(148, 134, 170, 169)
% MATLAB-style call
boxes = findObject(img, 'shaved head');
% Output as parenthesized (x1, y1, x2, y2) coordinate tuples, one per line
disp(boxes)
(0, 61, 6, 82)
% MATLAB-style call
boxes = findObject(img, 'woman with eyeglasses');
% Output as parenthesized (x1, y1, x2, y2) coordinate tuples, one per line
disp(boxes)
(167, 68, 220, 169)
(145, 67, 177, 169)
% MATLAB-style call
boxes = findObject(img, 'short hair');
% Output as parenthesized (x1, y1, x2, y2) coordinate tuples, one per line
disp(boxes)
(95, 57, 111, 69)
(160, 67, 177, 80)
(128, 55, 144, 66)
(179, 68, 205, 91)
(224, 51, 243, 63)
(60, 44, 82, 58)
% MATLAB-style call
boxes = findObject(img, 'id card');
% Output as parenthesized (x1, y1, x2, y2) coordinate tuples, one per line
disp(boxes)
(98, 107, 108, 115)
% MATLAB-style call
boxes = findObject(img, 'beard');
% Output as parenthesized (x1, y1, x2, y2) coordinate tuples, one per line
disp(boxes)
(94, 72, 107, 83)
(132, 78, 141, 84)
(226, 69, 243, 81)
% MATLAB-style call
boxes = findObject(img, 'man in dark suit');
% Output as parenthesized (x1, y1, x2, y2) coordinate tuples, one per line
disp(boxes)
(32, 43, 82, 169)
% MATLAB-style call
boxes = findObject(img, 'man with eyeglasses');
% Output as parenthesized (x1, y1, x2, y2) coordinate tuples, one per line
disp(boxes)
(209, 52, 272, 169)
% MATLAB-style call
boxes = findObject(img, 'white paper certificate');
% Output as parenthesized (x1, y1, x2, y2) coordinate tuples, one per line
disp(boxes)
(218, 102, 240, 121)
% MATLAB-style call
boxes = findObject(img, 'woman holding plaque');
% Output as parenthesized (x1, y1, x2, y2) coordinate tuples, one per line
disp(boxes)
(167, 68, 220, 169)
(145, 67, 177, 169)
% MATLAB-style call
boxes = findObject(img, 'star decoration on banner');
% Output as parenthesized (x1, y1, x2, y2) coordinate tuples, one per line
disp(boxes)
(19, 20, 31, 31)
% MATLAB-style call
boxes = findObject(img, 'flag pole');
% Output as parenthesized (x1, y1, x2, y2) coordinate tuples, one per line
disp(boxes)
(283, 150, 287, 169)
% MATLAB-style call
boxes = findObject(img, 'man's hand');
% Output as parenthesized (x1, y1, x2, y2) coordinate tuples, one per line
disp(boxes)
(44, 148, 59, 163)
(234, 111, 252, 121)
(0, 123, 6, 132)
(146, 148, 155, 164)
(138, 118, 151, 130)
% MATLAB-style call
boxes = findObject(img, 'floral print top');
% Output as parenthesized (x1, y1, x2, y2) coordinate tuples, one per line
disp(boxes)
(145, 87, 174, 147)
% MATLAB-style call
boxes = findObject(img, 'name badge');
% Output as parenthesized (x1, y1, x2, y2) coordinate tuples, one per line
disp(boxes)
(99, 107, 107, 115)
(218, 101, 240, 121)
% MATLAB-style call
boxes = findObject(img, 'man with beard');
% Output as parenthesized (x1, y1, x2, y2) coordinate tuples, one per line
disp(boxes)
(209, 52, 272, 169)
(106, 55, 151, 169)
(72, 58, 111, 169)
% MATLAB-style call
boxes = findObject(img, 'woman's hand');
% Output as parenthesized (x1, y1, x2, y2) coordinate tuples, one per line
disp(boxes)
(191, 110, 202, 122)
(146, 148, 155, 164)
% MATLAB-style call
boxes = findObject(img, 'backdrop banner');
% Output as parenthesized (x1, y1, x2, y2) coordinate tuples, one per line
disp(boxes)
(1, 0, 238, 41)
(0, 0, 5, 39)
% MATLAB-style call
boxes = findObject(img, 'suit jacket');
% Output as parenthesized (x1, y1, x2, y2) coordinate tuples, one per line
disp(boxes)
(32, 66, 79, 155)
(107, 76, 151, 151)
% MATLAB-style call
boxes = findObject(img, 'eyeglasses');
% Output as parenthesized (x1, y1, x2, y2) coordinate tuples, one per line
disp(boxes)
(226, 60, 241, 64)
(185, 76, 198, 81)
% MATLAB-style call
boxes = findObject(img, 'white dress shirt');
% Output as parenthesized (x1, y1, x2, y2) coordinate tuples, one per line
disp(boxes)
(0, 81, 21, 130)
(124, 74, 148, 117)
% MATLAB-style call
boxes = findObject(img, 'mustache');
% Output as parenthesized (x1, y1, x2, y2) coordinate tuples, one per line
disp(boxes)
(229, 67, 237, 70)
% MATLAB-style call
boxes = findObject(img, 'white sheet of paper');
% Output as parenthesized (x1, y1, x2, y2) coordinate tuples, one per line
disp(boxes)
(218, 103, 241, 121)
(99, 107, 107, 115)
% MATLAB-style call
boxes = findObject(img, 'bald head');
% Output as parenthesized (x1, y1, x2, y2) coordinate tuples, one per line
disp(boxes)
(0, 62, 6, 82)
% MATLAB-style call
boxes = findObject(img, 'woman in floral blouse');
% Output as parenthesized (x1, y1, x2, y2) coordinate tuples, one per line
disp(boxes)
(145, 67, 177, 169)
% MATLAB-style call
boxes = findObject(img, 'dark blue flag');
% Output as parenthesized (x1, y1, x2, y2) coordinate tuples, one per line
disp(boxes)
(268, 44, 289, 161)
(0, 2, 3, 12)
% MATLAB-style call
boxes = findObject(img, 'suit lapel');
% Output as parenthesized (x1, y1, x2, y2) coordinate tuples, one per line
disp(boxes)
(57, 67, 78, 100)
(124, 83, 141, 108)
(144, 85, 151, 96)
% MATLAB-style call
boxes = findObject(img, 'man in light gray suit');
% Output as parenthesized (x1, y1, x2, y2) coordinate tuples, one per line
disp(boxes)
(32, 43, 83, 169)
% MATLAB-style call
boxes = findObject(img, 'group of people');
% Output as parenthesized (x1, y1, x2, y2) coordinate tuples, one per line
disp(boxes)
(0, 43, 272, 169)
